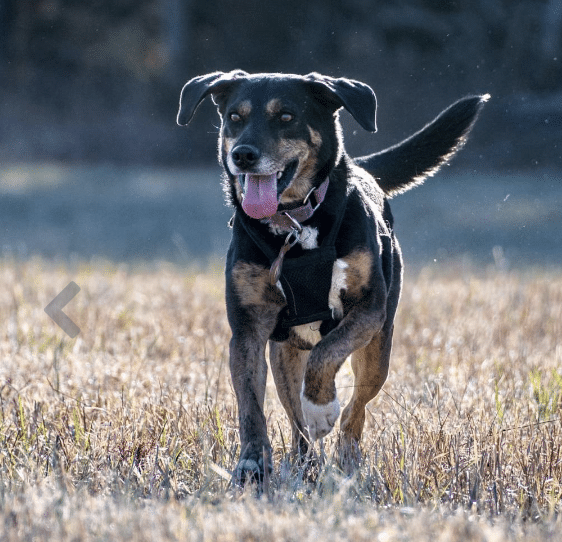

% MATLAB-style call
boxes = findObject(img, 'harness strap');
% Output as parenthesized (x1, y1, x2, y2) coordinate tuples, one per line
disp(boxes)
(233, 176, 348, 333)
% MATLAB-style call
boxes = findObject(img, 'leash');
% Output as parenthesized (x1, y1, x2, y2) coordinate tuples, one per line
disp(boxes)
(269, 216, 302, 284)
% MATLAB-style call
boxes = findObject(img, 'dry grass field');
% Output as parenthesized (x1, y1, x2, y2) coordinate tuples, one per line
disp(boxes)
(1, 257, 561, 541)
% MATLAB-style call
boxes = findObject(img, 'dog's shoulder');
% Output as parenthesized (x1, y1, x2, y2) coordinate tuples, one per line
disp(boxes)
(347, 162, 387, 215)
(332, 162, 398, 305)
(334, 161, 393, 253)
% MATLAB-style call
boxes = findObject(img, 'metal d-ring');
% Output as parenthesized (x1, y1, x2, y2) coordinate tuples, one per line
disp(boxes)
(302, 186, 321, 213)
(284, 227, 301, 248)
(302, 186, 315, 205)
(281, 211, 303, 234)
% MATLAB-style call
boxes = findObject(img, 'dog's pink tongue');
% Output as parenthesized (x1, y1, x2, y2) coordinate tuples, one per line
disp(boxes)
(241, 173, 278, 219)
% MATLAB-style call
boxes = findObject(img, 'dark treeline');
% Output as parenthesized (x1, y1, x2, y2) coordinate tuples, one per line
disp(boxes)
(1, 0, 560, 169)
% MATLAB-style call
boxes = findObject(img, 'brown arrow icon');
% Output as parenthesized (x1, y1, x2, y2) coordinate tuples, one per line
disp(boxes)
(44, 282, 81, 338)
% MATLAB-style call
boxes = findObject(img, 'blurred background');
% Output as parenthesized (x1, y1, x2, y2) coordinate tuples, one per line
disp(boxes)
(1, 0, 561, 267)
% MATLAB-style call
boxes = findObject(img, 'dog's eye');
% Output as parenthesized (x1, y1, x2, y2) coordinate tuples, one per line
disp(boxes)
(280, 113, 294, 123)
(229, 112, 242, 122)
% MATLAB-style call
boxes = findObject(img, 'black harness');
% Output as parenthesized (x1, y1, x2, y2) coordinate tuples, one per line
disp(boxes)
(234, 181, 347, 341)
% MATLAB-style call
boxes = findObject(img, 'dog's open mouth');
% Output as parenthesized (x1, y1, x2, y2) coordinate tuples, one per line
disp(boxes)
(240, 161, 297, 219)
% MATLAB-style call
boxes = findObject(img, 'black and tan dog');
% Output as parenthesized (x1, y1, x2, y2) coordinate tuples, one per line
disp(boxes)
(177, 71, 488, 481)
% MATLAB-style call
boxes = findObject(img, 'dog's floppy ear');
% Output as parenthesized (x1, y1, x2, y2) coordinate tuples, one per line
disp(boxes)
(305, 73, 377, 132)
(177, 70, 247, 126)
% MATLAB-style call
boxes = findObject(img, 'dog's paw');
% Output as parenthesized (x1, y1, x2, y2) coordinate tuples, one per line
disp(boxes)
(300, 387, 340, 441)
(233, 453, 272, 485)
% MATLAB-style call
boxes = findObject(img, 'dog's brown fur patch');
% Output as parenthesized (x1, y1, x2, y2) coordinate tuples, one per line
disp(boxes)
(237, 100, 252, 117)
(279, 128, 323, 203)
(265, 99, 282, 117)
(231, 261, 286, 307)
(308, 126, 322, 148)
(223, 136, 235, 155)
(343, 250, 373, 300)
(340, 331, 390, 441)
(303, 362, 338, 404)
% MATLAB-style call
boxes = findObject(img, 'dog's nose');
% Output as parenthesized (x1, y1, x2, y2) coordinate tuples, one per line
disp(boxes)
(231, 145, 261, 169)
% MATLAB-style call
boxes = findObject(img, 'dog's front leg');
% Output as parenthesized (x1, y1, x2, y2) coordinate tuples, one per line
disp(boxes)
(229, 330, 272, 481)
(300, 309, 384, 440)
(227, 260, 286, 482)
(300, 259, 388, 441)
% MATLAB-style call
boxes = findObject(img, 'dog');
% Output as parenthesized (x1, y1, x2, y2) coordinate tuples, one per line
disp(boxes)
(177, 71, 488, 482)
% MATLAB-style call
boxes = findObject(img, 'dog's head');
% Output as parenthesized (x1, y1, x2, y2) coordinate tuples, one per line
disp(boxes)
(178, 71, 377, 219)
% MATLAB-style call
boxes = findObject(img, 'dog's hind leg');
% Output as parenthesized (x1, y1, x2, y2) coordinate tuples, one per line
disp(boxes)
(339, 325, 393, 445)
(269, 341, 310, 459)
(338, 246, 401, 469)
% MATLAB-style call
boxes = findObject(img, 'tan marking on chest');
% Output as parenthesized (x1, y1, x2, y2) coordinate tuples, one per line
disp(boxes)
(292, 321, 322, 346)
(344, 250, 373, 299)
(231, 261, 285, 307)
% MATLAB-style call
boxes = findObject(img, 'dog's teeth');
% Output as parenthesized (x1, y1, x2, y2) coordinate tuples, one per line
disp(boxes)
(277, 171, 283, 179)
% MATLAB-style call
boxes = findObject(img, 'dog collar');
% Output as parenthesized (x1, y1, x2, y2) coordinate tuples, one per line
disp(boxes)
(265, 178, 329, 231)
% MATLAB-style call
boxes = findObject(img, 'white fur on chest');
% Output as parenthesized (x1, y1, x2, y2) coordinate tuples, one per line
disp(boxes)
(266, 224, 319, 250)
(299, 226, 319, 249)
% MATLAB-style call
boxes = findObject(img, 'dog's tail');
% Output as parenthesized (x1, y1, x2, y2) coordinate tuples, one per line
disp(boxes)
(354, 94, 490, 197)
